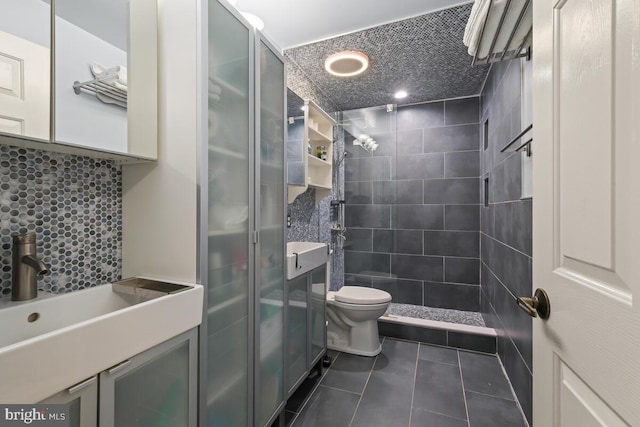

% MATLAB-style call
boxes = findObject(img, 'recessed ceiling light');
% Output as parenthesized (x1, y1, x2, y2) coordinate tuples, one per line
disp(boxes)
(325, 51, 369, 77)
(394, 90, 408, 99)
(241, 12, 264, 30)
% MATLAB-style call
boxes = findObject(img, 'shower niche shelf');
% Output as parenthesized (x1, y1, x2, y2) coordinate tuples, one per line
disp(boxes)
(288, 100, 336, 204)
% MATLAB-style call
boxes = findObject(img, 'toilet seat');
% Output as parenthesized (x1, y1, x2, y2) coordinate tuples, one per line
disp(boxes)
(334, 286, 392, 305)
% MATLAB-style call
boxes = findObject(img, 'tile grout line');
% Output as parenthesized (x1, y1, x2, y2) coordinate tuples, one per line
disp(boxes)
(457, 350, 471, 426)
(493, 356, 531, 427)
(317, 384, 363, 397)
(347, 337, 382, 427)
(408, 343, 421, 427)
(290, 351, 343, 426)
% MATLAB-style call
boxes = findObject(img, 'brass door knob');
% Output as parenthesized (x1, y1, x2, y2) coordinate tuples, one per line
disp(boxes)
(517, 288, 551, 319)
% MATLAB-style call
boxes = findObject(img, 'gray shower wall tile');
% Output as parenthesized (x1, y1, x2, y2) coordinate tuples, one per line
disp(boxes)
(512, 199, 532, 256)
(345, 156, 391, 182)
(423, 124, 480, 153)
(445, 205, 480, 231)
(397, 129, 424, 155)
(445, 97, 480, 126)
(396, 180, 424, 204)
(494, 202, 513, 244)
(423, 281, 480, 311)
(397, 102, 445, 130)
(344, 228, 373, 252)
(397, 279, 424, 305)
(424, 178, 480, 205)
(481, 203, 495, 237)
(445, 151, 480, 178)
(344, 274, 373, 287)
(371, 180, 426, 205)
(345, 181, 373, 204)
(444, 257, 480, 285)
(0, 146, 122, 296)
(343, 97, 483, 312)
(345, 205, 391, 229)
(480, 58, 532, 426)
(392, 205, 444, 230)
(424, 231, 479, 258)
(370, 132, 397, 158)
(391, 254, 444, 282)
(395, 153, 445, 180)
(373, 229, 423, 255)
(371, 181, 395, 205)
(344, 251, 391, 277)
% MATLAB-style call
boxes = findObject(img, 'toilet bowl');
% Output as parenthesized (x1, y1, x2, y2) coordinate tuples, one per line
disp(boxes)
(326, 286, 392, 357)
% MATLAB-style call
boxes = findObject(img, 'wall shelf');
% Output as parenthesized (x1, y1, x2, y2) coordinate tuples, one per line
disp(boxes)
(307, 154, 331, 168)
(288, 100, 336, 205)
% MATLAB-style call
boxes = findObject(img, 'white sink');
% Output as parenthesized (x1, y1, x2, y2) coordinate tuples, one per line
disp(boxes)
(287, 242, 330, 280)
(0, 278, 203, 403)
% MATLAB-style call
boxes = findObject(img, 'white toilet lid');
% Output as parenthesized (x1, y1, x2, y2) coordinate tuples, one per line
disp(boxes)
(334, 286, 392, 304)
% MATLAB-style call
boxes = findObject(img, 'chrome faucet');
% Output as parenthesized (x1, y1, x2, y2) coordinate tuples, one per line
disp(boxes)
(12, 233, 49, 301)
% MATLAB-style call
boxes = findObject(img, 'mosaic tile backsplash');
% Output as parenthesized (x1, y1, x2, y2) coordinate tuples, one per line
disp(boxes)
(0, 145, 122, 296)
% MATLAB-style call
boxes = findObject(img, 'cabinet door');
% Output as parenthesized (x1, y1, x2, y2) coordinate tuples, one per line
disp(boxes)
(255, 33, 286, 427)
(0, 0, 50, 141)
(99, 330, 197, 427)
(287, 274, 309, 395)
(40, 376, 98, 427)
(205, 1, 254, 426)
(310, 265, 327, 366)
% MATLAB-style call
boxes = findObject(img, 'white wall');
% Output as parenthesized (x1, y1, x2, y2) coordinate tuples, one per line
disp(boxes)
(0, 0, 50, 47)
(54, 16, 128, 153)
(121, 0, 199, 283)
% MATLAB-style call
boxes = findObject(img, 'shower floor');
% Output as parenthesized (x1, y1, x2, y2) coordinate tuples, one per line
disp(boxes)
(386, 303, 485, 327)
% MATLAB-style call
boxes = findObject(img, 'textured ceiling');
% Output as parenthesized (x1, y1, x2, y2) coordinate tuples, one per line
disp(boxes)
(234, 0, 468, 49)
(284, 3, 490, 111)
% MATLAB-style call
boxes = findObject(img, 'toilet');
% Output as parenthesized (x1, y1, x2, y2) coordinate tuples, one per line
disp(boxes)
(326, 286, 392, 357)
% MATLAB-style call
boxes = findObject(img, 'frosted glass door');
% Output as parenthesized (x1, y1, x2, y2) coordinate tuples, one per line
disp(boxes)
(206, 1, 252, 425)
(310, 265, 327, 365)
(256, 36, 285, 427)
(41, 376, 97, 427)
(99, 330, 197, 427)
(287, 274, 308, 393)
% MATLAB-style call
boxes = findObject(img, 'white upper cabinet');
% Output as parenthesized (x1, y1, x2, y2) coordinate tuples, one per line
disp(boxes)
(0, 0, 157, 161)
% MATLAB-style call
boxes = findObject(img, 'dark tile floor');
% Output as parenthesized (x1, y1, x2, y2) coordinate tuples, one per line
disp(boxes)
(286, 338, 528, 427)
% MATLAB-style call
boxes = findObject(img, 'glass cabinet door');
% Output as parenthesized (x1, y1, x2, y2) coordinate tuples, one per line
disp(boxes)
(287, 274, 309, 394)
(99, 330, 197, 427)
(310, 265, 327, 365)
(206, 1, 252, 425)
(40, 376, 98, 427)
(255, 35, 285, 427)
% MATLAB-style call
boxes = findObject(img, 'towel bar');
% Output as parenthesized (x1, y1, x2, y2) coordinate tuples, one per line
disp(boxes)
(470, 0, 532, 66)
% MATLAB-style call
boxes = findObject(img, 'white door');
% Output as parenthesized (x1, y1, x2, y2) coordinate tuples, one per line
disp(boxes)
(0, 30, 50, 140)
(533, 0, 640, 425)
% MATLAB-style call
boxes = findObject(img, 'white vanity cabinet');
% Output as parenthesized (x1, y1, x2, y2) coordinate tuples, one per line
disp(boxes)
(99, 329, 198, 427)
(40, 376, 98, 427)
(40, 329, 198, 427)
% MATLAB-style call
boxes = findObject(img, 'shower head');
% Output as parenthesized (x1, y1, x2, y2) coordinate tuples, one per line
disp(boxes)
(336, 152, 348, 165)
